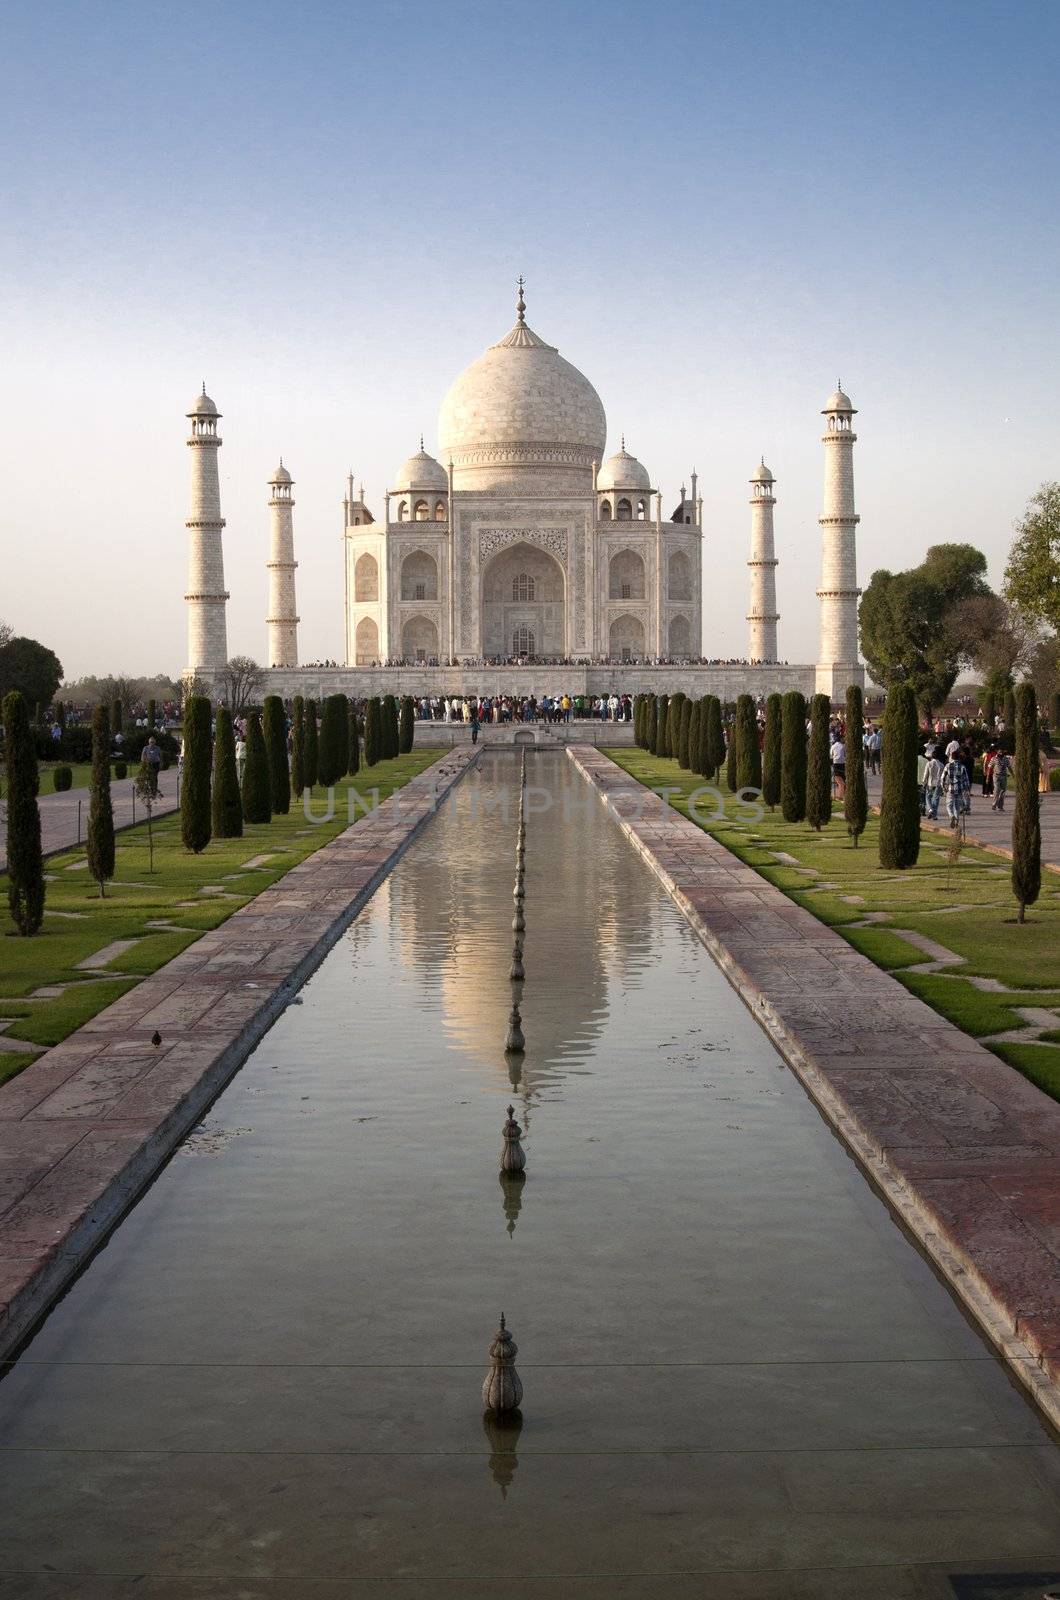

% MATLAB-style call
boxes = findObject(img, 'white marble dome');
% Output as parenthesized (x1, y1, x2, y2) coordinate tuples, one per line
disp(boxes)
(438, 306, 607, 491)
(187, 388, 219, 418)
(823, 387, 855, 413)
(750, 459, 774, 483)
(392, 444, 448, 492)
(598, 444, 650, 492)
(269, 461, 293, 484)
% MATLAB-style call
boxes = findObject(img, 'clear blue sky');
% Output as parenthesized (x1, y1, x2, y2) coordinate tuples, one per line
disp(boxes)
(3, 0, 1058, 678)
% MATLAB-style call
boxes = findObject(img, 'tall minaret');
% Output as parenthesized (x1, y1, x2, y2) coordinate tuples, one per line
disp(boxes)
(746, 459, 779, 663)
(266, 460, 299, 668)
(816, 385, 862, 698)
(184, 386, 229, 676)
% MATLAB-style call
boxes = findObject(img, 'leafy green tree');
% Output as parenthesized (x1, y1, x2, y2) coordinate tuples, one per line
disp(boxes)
(399, 695, 415, 754)
(2, 690, 44, 933)
(0, 635, 63, 709)
(878, 682, 920, 869)
(762, 694, 782, 810)
(86, 701, 117, 892)
(318, 694, 348, 787)
(304, 698, 319, 788)
(705, 696, 725, 780)
(806, 694, 832, 830)
(844, 684, 868, 847)
(290, 695, 305, 798)
(348, 700, 360, 775)
(859, 543, 990, 715)
(734, 695, 762, 792)
(134, 761, 160, 873)
(1004, 481, 1060, 633)
(655, 694, 669, 757)
(1011, 682, 1041, 922)
(364, 697, 382, 766)
(780, 691, 807, 822)
(180, 695, 213, 854)
(241, 711, 272, 824)
(262, 695, 291, 814)
(211, 705, 243, 839)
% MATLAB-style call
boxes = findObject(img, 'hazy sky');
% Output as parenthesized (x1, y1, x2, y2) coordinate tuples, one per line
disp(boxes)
(3, 0, 1058, 681)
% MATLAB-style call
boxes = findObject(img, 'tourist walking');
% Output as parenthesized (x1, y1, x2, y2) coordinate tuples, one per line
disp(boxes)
(141, 735, 163, 796)
(235, 731, 247, 783)
(829, 732, 846, 799)
(990, 749, 1012, 811)
(941, 751, 970, 829)
(922, 745, 942, 821)
(469, 703, 480, 745)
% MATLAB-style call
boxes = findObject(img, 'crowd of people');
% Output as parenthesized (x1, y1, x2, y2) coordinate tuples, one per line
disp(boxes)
(413, 694, 632, 725)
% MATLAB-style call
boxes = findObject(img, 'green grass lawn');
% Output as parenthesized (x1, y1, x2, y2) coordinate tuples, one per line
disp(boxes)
(606, 747, 1060, 1103)
(0, 752, 438, 1085)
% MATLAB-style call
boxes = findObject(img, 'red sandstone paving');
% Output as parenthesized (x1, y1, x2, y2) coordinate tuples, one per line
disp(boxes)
(571, 746, 1060, 1405)
(0, 751, 477, 1356)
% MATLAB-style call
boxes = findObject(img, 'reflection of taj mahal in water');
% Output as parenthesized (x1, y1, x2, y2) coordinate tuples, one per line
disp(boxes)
(184, 282, 864, 700)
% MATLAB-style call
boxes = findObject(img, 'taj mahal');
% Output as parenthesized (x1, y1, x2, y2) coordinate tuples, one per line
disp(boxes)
(184, 283, 864, 703)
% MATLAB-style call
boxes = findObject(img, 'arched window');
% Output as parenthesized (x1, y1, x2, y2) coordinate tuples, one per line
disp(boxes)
(354, 552, 379, 602)
(636, 499, 647, 520)
(600, 499, 612, 520)
(434, 500, 446, 520)
(513, 626, 535, 658)
(413, 499, 429, 521)
(617, 498, 632, 521)
(512, 573, 535, 601)
(397, 500, 409, 522)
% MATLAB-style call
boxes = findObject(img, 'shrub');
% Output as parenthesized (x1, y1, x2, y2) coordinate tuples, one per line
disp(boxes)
(734, 694, 762, 793)
(844, 683, 868, 847)
(304, 698, 319, 788)
(113, 760, 128, 780)
(878, 681, 920, 869)
(263, 694, 291, 813)
(399, 694, 414, 754)
(52, 765, 73, 792)
(364, 698, 382, 767)
(318, 694, 348, 787)
(762, 694, 781, 810)
(1012, 682, 1041, 923)
(241, 710, 272, 824)
(211, 705, 243, 839)
(348, 700, 360, 775)
(2, 690, 45, 934)
(290, 695, 305, 799)
(87, 702, 116, 892)
(180, 696, 213, 853)
(780, 691, 807, 822)
(806, 693, 832, 830)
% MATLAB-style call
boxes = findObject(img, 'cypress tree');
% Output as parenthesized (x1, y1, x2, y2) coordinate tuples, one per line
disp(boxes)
(780, 690, 807, 823)
(304, 698, 319, 789)
(878, 682, 920, 869)
(844, 684, 867, 847)
(682, 694, 698, 768)
(2, 690, 45, 934)
(725, 724, 738, 792)
(241, 710, 272, 824)
(1003, 687, 1016, 730)
(317, 694, 347, 787)
(656, 694, 670, 757)
(263, 695, 291, 814)
(687, 700, 701, 776)
(290, 695, 306, 799)
(87, 700, 116, 893)
(211, 705, 243, 839)
(734, 694, 762, 793)
(694, 695, 709, 777)
(982, 687, 996, 728)
(146, 698, 156, 730)
(633, 693, 642, 747)
(364, 697, 382, 766)
(705, 695, 725, 781)
(399, 694, 415, 754)
(666, 693, 685, 761)
(646, 695, 657, 755)
(111, 698, 123, 740)
(762, 693, 782, 810)
(180, 695, 213, 854)
(806, 694, 833, 830)
(347, 700, 361, 776)
(1012, 682, 1041, 923)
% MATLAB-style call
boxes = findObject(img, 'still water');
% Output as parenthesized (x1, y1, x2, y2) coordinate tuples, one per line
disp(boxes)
(0, 751, 1057, 1596)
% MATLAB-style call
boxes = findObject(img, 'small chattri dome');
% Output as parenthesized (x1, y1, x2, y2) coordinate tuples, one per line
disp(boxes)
(597, 442, 650, 492)
(823, 386, 855, 414)
(750, 459, 774, 483)
(188, 386, 219, 418)
(269, 461, 292, 485)
(392, 444, 448, 492)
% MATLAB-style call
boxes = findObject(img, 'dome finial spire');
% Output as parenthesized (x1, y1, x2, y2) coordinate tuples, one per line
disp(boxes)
(420, 433, 424, 451)
(516, 275, 526, 324)
(621, 433, 626, 451)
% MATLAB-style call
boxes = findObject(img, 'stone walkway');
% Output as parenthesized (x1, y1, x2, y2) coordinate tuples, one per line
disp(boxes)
(0, 778, 181, 872)
(570, 746, 1060, 1427)
(0, 748, 477, 1357)
(866, 773, 1060, 870)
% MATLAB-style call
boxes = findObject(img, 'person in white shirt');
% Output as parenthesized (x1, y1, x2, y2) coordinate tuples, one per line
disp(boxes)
(922, 745, 943, 820)
(829, 737, 846, 798)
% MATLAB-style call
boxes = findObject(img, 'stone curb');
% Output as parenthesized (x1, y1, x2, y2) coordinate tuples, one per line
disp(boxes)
(568, 746, 1060, 1431)
(0, 749, 479, 1361)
